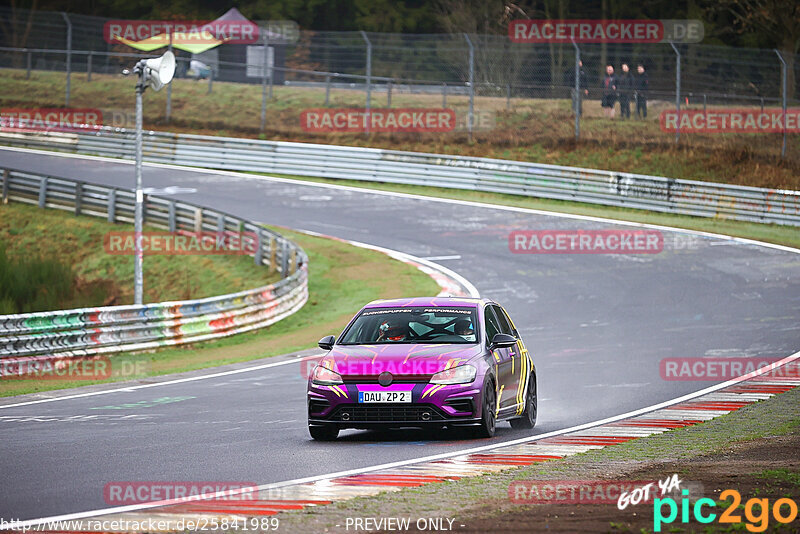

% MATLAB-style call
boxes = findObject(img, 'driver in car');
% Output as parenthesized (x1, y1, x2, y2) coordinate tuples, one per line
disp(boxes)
(454, 318, 475, 341)
(377, 319, 408, 342)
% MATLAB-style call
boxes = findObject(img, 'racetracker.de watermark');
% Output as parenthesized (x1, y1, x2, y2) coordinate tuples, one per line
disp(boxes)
(103, 231, 257, 256)
(660, 357, 800, 381)
(1, 108, 103, 132)
(301, 108, 456, 133)
(104, 481, 259, 505)
(509, 480, 659, 505)
(0, 356, 147, 381)
(660, 108, 800, 133)
(104, 20, 259, 45)
(509, 19, 703, 43)
(509, 229, 663, 254)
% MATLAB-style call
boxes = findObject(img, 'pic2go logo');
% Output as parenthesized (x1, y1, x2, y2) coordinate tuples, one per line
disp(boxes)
(654, 489, 798, 532)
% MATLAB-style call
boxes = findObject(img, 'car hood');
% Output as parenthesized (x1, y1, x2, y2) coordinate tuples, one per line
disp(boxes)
(320, 344, 483, 380)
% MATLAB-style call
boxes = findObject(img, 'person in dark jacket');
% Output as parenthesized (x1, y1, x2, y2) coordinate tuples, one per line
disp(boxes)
(601, 65, 617, 119)
(635, 64, 649, 119)
(618, 63, 633, 119)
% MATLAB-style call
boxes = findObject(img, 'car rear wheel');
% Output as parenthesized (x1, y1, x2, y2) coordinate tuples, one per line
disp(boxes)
(475, 380, 497, 438)
(510, 374, 537, 430)
(309, 424, 339, 441)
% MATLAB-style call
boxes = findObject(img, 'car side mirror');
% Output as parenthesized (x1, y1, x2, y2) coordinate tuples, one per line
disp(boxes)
(489, 333, 517, 351)
(318, 335, 336, 351)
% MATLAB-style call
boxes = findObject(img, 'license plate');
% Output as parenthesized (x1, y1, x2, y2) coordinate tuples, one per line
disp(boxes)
(358, 391, 411, 403)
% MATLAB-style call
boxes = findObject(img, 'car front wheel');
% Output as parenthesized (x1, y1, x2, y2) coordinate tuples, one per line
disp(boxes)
(475, 379, 497, 438)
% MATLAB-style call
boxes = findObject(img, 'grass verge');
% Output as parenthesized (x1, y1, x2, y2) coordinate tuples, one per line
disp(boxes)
(0, 202, 279, 307)
(0, 227, 440, 397)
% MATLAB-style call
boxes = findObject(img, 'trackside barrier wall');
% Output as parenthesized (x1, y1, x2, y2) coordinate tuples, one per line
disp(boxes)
(0, 167, 308, 359)
(1, 129, 798, 225)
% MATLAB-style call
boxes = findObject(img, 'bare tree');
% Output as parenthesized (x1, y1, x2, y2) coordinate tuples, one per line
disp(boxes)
(710, 0, 800, 99)
(0, 0, 40, 65)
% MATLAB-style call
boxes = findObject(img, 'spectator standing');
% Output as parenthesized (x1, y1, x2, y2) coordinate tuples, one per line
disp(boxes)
(601, 65, 617, 119)
(635, 64, 649, 119)
(618, 63, 633, 119)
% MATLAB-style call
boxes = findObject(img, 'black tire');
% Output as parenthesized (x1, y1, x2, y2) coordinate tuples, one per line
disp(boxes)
(309, 424, 339, 441)
(475, 379, 497, 438)
(510, 374, 537, 430)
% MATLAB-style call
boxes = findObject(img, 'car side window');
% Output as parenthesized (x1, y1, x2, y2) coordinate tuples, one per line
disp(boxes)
(492, 305, 516, 337)
(484, 306, 501, 345)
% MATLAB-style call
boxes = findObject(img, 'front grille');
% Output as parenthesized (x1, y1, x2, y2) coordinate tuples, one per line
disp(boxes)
(331, 404, 447, 423)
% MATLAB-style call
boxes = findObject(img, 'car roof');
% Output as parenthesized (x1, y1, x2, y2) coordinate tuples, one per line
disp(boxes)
(363, 297, 493, 309)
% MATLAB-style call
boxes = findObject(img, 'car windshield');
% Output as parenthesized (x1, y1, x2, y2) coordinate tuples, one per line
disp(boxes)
(339, 306, 479, 345)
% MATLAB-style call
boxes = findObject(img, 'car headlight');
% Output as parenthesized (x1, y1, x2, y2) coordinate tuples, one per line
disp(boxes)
(430, 364, 477, 385)
(312, 365, 343, 385)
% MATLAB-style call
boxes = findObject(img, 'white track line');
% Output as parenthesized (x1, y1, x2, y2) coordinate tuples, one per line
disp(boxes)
(0, 357, 302, 409)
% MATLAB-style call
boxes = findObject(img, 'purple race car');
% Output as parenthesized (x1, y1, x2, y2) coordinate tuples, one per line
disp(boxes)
(307, 297, 536, 440)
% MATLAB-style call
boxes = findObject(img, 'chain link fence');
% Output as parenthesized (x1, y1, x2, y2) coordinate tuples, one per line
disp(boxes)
(1, 6, 798, 170)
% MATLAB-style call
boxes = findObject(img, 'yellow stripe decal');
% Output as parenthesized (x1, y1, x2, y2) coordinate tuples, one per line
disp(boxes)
(496, 385, 504, 415)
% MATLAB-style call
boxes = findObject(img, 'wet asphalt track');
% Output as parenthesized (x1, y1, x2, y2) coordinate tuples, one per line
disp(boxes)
(0, 147, 798, 521)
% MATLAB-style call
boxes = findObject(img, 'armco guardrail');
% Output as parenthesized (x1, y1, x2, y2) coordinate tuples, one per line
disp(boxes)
(1, 128, 798, 226)
(0, 167, 308, 359)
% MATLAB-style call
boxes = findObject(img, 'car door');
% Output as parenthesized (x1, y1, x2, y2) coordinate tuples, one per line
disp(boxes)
(492, 305, 527, 413)
(484, 305, 515, 412)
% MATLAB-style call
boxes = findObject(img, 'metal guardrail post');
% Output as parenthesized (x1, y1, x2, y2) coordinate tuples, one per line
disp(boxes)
(217, 214, 225, 247)
(464, 34, 474, 143)
(75, 182, 82, 215)
(442, 82, 447, 107)
(670, 42, 681, 143)
(703, 94, 707, 113)
(255, 230, 263, 266)
(269, 236, 277, 271)
(325, 75, 331, 106)
(2, 170, 9, 204)
(281, 240, 290, 276)
(61, 12, 72, 107)
(775, 49, 787, 158)
(108, 189, 116, 222)
(506, 84, 511, 110)
(168, 201, 176, 231)
(87, 51, 92, 81)
(26, 49, 31, 79)
(194, 208, 203, 233)
(387, 80, 392, 107)
(38, 177, 47, 208)
(361, 31, 372, 134)
(208, 68, 213, 94)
